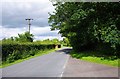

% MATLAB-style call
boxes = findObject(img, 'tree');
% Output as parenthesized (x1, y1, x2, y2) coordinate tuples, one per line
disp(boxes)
(15, 32, 34, 42)
(2, 32, 34, 42)
(62, 37, 71, 46)
(51, 38, 59, 44)
(2, 37, 15, 42)
(48, 2, 120, 55)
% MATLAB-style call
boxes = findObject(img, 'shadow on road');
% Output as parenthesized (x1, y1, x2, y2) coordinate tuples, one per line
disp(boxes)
(55, 48, 72, 54)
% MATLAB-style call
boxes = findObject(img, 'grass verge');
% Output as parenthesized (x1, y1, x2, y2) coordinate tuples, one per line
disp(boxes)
(0, 49, 55, 68)
(70, 51, 119, 67)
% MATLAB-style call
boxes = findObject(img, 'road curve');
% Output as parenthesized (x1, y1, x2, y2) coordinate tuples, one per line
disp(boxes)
(2, 48, 71, 77)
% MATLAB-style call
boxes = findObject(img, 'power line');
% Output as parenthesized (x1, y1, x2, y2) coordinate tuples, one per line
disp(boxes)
(25, 18, 33, 33)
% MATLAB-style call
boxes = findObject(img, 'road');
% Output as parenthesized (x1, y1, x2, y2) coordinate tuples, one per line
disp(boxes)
(63, 57, 119, 78)
(1, 47, 119, 79)
(2, 48, 71, 77)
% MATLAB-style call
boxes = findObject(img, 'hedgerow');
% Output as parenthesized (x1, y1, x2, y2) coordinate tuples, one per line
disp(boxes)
(1, 42, 55, 63)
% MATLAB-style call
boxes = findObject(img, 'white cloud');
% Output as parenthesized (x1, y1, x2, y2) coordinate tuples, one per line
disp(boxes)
(2, 26, 26, 39)
(34, 36, 63, 41)
(0, 0, 62, 40)
(0, 26, 2, 39)
(31, 26, 58, 35)
(1, 26, 63, 40)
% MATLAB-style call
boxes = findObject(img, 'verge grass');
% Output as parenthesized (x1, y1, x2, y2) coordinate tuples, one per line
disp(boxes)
(71, 51, 119, 67)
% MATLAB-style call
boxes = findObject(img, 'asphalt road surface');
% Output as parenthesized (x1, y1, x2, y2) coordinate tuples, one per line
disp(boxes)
(0, 68, 2, 78)
(2, 48, 71, 77)
(63, 57, 119, 77)
(1, 47, 119, 79)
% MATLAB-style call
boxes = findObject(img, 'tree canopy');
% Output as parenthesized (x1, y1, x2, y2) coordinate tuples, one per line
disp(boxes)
(48, 2, 120, 55)
(2, 32, 34, 42)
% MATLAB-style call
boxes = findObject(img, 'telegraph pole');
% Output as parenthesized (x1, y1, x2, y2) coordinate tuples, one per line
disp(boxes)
(25, 18, 33, 33)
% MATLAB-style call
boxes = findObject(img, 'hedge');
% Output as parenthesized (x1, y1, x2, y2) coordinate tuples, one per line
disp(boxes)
(1, 43, 55, 63)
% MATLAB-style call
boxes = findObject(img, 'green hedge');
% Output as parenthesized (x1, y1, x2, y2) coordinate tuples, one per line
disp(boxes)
(1, 43, 55, 63)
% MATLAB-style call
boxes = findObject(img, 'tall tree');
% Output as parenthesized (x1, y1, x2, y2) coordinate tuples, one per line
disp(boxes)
(49, 2, 120, 54)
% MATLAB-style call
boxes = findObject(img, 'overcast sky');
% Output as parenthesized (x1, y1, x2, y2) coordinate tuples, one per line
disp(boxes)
(1, 0, 63, 41)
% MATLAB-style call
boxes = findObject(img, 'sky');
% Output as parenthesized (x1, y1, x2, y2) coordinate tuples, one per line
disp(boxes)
(0, 0, 63, 41)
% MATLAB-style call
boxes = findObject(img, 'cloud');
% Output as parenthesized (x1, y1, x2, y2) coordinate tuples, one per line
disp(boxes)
(34, 36, 63, 41)
(2, 0, 50, 3)
(1, 26, 63, 40)
(31, 26, 59, 36)
(0, 2, 2, 26)
(1, 0, 63, 40)
(2, 26, 27, 39)
(2, 1, 54, 28)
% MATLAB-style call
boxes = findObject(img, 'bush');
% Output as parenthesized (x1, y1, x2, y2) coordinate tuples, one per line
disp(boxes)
(1, 42, 55, 63)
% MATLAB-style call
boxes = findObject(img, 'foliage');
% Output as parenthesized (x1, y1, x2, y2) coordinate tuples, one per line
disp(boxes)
(2, 32, 34, 42)
(1, 32, 62, 65)
(1, 42, 55, 63)
(61, 37, 71, 46)
(1, 49, 54, 68)
(51, 38, 59, 44)
(34, 38, 61, 45)
(48, 2, 120, 56)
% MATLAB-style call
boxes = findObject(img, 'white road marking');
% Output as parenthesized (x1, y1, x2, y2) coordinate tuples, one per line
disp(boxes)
(60, 55, 70, 77)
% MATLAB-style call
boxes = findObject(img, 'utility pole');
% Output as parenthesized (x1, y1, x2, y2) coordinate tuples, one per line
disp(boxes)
(25, 18, 33, 33)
